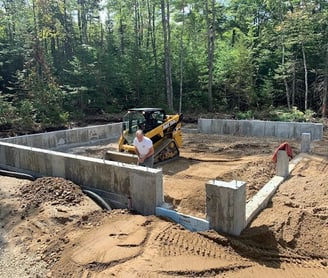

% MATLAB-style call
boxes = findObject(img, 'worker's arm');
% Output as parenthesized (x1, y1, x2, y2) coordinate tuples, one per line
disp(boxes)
(145, 146, 154, 158)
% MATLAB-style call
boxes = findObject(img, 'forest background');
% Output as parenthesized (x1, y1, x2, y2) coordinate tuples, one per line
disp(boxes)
(0, 0, 328, 132)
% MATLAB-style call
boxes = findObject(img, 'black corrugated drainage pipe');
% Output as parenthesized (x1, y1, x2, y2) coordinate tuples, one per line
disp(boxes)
(82, 189, 112, 211)
(0, 168, 36, 181)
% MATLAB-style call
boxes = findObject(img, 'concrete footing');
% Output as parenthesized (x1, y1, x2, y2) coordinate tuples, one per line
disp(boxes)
(156, 207, 209, 232)
(245, 176, 284, 227)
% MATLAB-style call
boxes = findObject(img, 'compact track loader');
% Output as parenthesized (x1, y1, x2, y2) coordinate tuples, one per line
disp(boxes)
(105, 108, 183, 165)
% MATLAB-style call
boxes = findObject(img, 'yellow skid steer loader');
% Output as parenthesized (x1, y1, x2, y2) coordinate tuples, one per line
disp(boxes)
(105, 108, 183, 165)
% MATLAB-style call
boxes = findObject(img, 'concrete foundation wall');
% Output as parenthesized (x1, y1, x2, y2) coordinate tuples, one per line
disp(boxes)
(0, 123, 122, 149)
(0, 141, 163, 215)
(198, 119, 323, 140)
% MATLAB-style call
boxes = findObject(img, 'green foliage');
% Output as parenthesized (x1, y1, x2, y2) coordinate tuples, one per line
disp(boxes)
(255, 76, 275, 109)
(0, 96, 16, 127)
(270, 106, 316, 122)
(17, 67, 69, 128)
(0, 0, 327, 127)
(17, 99, 34, 130)
(212, 28, 256, 111)
(236, 110, 254, 120)
(183, 90, 208, 112)
(0, 42, 25, 95)
(33, 83, 68, 127)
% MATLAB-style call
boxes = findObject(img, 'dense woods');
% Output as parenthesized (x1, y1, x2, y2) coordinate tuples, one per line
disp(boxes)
(0, 0, 328, 130)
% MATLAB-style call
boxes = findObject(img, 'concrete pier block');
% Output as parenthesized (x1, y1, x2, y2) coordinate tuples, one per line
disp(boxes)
(301, 133, 311, 153)
(276, 150, 289, 178)
(206, 180, 246, 236)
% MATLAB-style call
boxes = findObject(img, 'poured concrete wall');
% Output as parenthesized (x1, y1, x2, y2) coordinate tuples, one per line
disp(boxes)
(198, 119, 323, 140)
(0, 141, 163, 215)
(1, 123, 122, 149)
(0, 123, 163, 215)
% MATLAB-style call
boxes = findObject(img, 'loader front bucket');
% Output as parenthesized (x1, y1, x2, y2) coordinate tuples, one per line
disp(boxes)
(104, 151, 138, 165)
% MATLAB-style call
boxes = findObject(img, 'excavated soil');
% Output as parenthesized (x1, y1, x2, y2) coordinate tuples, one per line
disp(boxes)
(1, 128, 328, 277)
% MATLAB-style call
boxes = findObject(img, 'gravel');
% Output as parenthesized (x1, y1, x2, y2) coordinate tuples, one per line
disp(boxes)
(0, 225, 48, 278)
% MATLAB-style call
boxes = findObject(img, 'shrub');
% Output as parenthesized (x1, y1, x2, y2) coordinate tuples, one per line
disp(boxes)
(270, 106, 316, 122)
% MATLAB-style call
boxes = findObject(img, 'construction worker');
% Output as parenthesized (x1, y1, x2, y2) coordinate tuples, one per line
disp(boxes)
(133, 129, 154, 168)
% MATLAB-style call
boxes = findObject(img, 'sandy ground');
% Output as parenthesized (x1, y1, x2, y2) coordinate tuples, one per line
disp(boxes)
(1, 128, 328, 277)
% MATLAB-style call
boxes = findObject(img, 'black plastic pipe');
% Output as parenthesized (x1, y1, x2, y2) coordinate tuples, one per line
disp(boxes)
(82, 189, 112, 211)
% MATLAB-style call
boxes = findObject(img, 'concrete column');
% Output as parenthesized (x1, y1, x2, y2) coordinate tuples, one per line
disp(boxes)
(276, 150, 289, 178)
(206, 180, 246, 236)
(301, 132, 311, 153)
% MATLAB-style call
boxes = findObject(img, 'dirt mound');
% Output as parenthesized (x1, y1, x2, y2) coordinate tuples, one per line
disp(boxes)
(216, 159, 276, 199)
(19, 177, 84, 215)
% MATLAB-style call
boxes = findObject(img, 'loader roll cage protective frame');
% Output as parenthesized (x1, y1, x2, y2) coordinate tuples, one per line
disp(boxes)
(122, 108, 166, 145)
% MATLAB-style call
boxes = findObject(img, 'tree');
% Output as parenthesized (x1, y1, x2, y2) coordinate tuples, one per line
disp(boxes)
(161, 0, 174, 111)
(1, 0, 328, 128)
(205, 0, 215, 111)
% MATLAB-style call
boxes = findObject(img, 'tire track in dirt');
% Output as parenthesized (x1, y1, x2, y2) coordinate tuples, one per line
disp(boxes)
(153, 223, 220, 257)
(199, 233, 328, 278)
(150, 222, 253, 276)
(229, 238, 327, 267)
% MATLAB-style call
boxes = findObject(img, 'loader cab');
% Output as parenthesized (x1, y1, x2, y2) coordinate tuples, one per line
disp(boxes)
(122, 108, 166, 144)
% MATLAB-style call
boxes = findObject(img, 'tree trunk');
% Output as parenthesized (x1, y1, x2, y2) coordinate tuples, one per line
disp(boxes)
(292, 60, 296, 107)
(146, 0, 151, 49)
(134, 0, 141, 47)
(63, 0, 69, 58)
(3, 1, 14, 42)
(147, 0, 160, 101)
(79, 0, 88, 44)
(322, 43, 328, 118)
(119, 6, 125, 54)
(179, 5, 185, 114)
(32, 0, 42, 79)
(161, 0, 173, 111)
(134, 0, 141, 103)
(205, 0, 215, 112)
(302, 42, 308, 110)
(281, 42, 291, 110)
(166, 0, 174, 110)
(147, 0, 157, 65)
